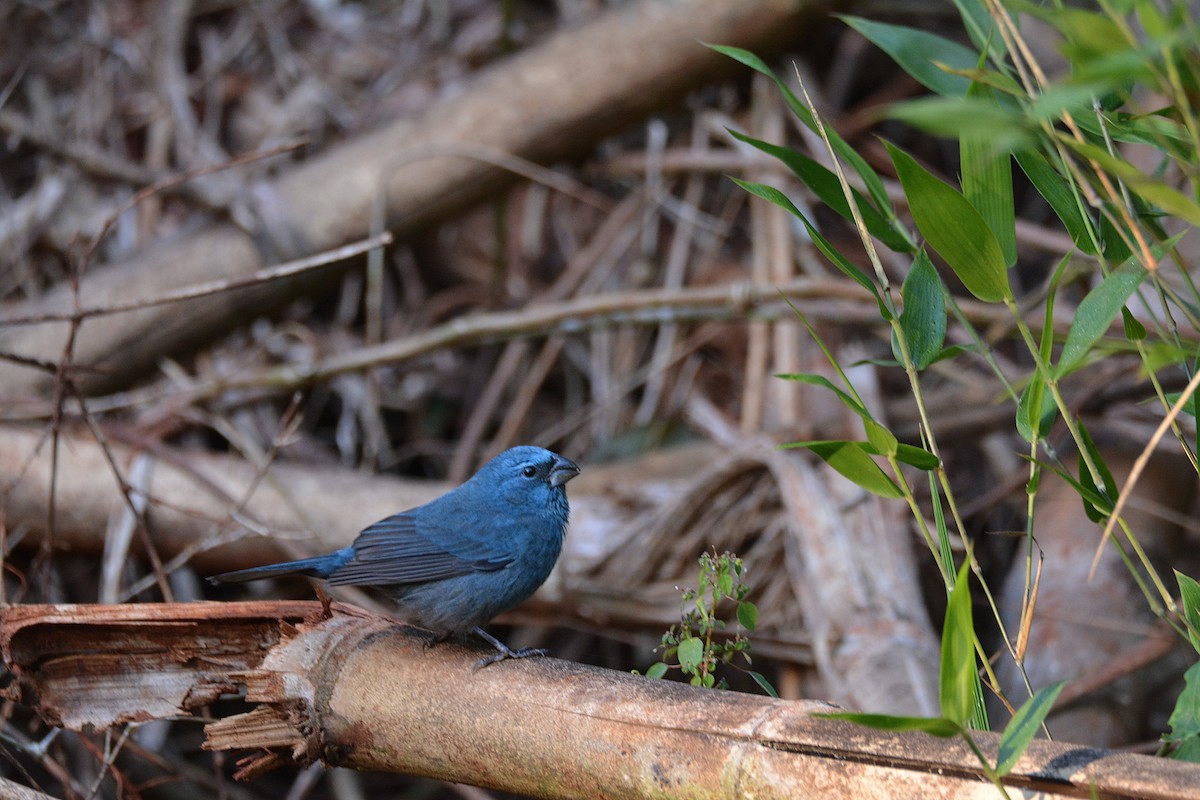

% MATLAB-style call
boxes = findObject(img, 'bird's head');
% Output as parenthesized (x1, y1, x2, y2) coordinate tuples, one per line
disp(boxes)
(471, 446, 580, 510)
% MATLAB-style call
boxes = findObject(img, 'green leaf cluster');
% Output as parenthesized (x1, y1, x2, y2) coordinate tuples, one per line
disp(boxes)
(819, 565, 1065, 782)
(642, 551, 776, 696)
(714, 0, 1200, 776)
(1167, 572, 1200, 759)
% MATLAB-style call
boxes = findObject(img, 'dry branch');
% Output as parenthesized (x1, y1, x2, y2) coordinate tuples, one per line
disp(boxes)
(0, 0, 818, 402)
(2, 278, 1029, 421)
(0, 424, 440, 575)
(3, 602, 1199, 800)
(0, 423, 677, 576)
(0, 776, 58, 800)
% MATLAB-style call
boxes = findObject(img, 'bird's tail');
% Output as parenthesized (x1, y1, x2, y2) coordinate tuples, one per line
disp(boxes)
(207, 548, 352, 584)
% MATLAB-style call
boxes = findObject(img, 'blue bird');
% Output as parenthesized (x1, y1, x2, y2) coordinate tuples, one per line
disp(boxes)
(210, 446, 580, 667)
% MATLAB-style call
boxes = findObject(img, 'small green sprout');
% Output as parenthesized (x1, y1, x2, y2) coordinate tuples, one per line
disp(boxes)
(642, 550, 776, 696)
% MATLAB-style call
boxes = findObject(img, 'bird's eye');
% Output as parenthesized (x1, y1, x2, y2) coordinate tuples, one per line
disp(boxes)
(522, 466, 538, 478)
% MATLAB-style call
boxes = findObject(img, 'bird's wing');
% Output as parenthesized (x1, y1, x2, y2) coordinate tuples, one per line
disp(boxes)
(326, 511, 512, 587)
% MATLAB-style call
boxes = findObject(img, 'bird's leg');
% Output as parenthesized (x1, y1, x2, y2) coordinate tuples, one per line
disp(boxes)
(421, 629, 452, 651)
(471, 627, 546, 670)
(314, 584, 334, 620)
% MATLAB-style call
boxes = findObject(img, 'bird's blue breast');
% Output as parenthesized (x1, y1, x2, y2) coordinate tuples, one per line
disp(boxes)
(382, 485, 570, 635)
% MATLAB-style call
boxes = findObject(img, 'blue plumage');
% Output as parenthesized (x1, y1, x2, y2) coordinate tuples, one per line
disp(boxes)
(210, 446, 580, 666)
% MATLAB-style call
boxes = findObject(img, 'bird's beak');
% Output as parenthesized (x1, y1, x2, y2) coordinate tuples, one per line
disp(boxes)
(549, 456, 581, 487)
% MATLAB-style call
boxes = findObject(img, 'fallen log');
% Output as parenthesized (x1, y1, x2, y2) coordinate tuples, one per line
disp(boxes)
(2, 602, 1198, 799)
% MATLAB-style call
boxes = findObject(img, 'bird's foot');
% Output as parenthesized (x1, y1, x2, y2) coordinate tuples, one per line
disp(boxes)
(423, 631, 451, 651)
(314, 584, 335, 620)
(471, 627, 547, 670)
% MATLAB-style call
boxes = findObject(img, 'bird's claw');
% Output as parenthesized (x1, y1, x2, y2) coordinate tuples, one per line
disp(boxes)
(471, 645, 546, 670)
(471, 626, 547, 669)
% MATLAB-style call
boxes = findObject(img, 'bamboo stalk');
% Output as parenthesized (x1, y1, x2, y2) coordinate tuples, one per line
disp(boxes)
(3, 602, 1199, 799)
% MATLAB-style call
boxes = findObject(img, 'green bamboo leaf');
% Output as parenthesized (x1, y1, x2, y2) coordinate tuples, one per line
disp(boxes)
(886, 142, 1011, 302)
(886, 96, 1029, 145)
(838, 16, 977, 96)
(933, 343, 982, 362)
(1046, 7, 1130, 61)
(780, 368, 935, 471)
(1081, 109, 1194, 151)
(931, 63, 1026, 98)
(1015, 150, 1097, 254)
(1057, 136, 1200, 226)
(1165, 662, 1200, 761)
(1016, 374, 1055, 443)
(850, 344, 976, 371)
(1055, 259, 1147, 378)
(1098, 213, 1134, 264)
(893, 443, 940, 471)
(823, 438, 939, 470)
(941, 563, 976, 727)
(749, 671, 779, 698)
(1017, 252, 1071, 441)
(1136, 0, 1170, 40)
(1163, 389, 1200, 416)
(952, 0, 1006, 58)
(983, 3, 1151, 83)
(787, 440, 902, 498)
(961, 82, 1017, 267)
(1075, 419, 1117, 523)
(732, 179, 887, 315)
(774, 372, 870, 419)
(997, 681, 1066, 775)
(929, 472, 954, 590)
(1128, 182, 1200, 228)
(815, 711, 961, 738)
(864, 418, 899, 458)
(1027, 82, 1112, 122)
(729, 130, 914, 252)
(1177, 571, 1200, 654)
(1076, 467, 1112, 522)
(709, 44, 893, 215)
(1121, 307, 1147, 341)
(1042, 253, 1070, 363)
(897, 250, 948, 369)
(1024, 456, 1114, 514)
(705, 44, 779, 87)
